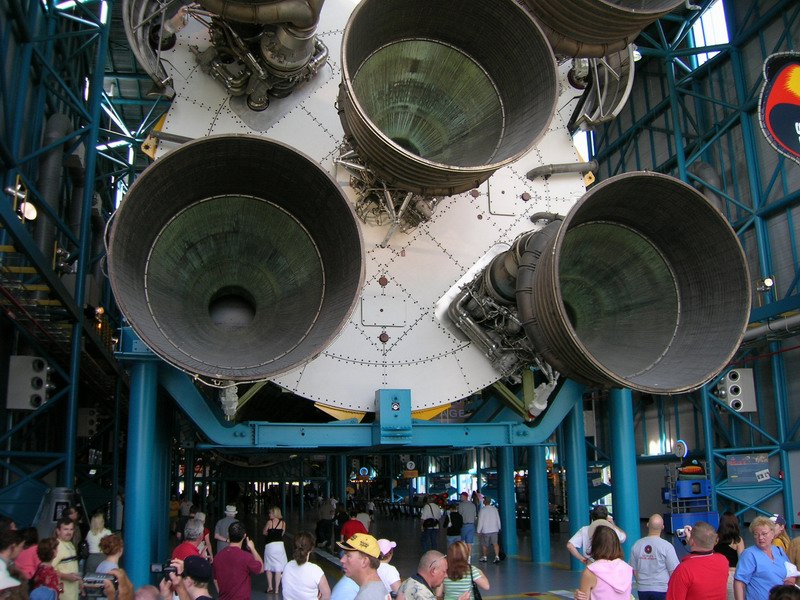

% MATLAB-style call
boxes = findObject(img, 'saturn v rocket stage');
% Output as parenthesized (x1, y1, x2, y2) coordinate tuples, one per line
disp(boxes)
(111, 0, 750, 415)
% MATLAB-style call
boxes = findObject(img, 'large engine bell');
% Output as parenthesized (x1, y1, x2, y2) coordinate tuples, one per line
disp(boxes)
(516, 172, 751, 393)
(107, 135, 364, 381)
(338, 0, 558, 196)
(522, 0, 685, 58)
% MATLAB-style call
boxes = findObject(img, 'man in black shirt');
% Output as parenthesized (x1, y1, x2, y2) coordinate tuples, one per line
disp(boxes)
(445, 504, 463, 547)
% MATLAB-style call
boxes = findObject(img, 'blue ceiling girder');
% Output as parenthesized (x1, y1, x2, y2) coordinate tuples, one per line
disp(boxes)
(154, 361, 582, 451)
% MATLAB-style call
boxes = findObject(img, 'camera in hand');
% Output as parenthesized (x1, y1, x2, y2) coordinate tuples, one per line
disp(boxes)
(151, 562, 178, 576)
(83, 573, 118, 597)
(674, 525, 692, 545)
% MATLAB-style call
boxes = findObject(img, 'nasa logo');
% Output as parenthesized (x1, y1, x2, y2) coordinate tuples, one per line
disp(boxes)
(644, 545, 653, 554)
(759, 52, 800, 164)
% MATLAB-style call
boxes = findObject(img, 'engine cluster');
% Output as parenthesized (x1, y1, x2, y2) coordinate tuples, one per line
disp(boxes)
(188, 16, 328, 111)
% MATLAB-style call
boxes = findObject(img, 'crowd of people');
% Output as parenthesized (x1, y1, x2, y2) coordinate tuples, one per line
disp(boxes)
(313, 492, 493, 600)
(569, 508, 800, 600)
(2, 496, 800, 600)
(0, 508, 132, 600)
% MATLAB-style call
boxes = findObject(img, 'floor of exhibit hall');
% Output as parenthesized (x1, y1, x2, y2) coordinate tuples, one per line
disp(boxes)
(207, 509, 646, 600)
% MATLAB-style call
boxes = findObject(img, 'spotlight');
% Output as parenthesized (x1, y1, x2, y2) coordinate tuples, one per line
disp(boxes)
(17, 201, 38, 221)
(756, 277, 775, 292)
(5, 184, 37, 221)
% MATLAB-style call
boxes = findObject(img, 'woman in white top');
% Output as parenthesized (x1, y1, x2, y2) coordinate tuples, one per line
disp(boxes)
(282, 531, 331, 600)
(84, 514, 112, 573)
(377, 539, 401, 595)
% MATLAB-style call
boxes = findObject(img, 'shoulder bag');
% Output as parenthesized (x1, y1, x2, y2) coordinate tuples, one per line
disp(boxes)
(422, 504, 438, 529)
(469, 565, 482, 600)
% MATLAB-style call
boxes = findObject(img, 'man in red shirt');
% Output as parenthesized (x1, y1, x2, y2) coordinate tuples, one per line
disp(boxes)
(172, 519, 204, 561)
(666, 522, 729, 600)
(212, 522, 263, 600)
(340, 510, 368, 543)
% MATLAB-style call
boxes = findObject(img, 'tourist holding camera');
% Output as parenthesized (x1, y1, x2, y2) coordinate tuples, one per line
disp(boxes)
(212, 522, 263, 600)
(158, 557, 213, 600)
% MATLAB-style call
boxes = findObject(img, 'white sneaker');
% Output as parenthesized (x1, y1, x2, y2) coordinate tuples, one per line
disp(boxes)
(493, 557, 500, 563)
(479, 556, 487, 562)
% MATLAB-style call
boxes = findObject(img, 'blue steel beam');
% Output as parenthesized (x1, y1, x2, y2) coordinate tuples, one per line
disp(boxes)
(768, 341, 795, 524)
(123, 361, 159, 588)
(63, 0, 111, 486)
(336, 455, 347, 502)
(497, 446, 517, 555)
(589, 0, 798, 523)
(563, 395, 589, 571)
(157, 364, 584, 449)
(154, 396, 171, 563)
(528, 445, 550, 563)
(609, 388, 639, 559)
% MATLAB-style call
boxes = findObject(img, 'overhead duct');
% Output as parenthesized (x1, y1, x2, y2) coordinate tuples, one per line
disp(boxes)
(107, 135, 364, 381)
(33, 114, 71, 261)
(517, 172, 750, 393)
(338, 0, 558, 196)
(521, 0, 684, 58)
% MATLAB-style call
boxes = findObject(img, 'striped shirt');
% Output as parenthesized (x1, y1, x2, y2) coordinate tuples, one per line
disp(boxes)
(443, 566, 483, 600)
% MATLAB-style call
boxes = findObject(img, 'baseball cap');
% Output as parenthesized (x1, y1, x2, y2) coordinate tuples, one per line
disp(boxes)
(337, 533, 381, 558)
(771, 514, 786, 526)
(460, 492, 468, 497)
(183, 556, 212, 582)
(224, 505, 237, 516)
(378, 539, 396, 556)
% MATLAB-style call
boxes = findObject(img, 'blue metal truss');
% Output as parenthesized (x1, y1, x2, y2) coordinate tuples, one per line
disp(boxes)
(0, 0, 126, 518)
(589, 0, 799, 522)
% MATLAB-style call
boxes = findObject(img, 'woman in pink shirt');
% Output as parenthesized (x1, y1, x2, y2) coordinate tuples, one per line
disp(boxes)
(14, 528, 41, 579)
(575, 526, 633, 600)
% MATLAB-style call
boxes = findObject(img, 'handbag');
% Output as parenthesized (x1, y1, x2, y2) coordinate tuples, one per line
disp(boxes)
(422, 504, 438, 529)
(469, 565, 482, 600)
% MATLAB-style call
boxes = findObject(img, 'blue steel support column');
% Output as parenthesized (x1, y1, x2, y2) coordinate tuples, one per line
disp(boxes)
(476, 449, 483, 497)
(529, 445, 551, 563)
(154, 398, 170, 563)
(564, 396, 589, 571)
(725, 0, 794, 523)
(299, 476, 305, 521)
(701, 386, 718, 513)
(770, 345, 795, 522)
(64, 0, 111, 487)
(497, 445, 518, 555)
(111, 378, 122, 529)
(337, 455, 348, 502)
(609, 388, 640, 558)
(123, 361, 158, 587)
(185, 449, 195, 503)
